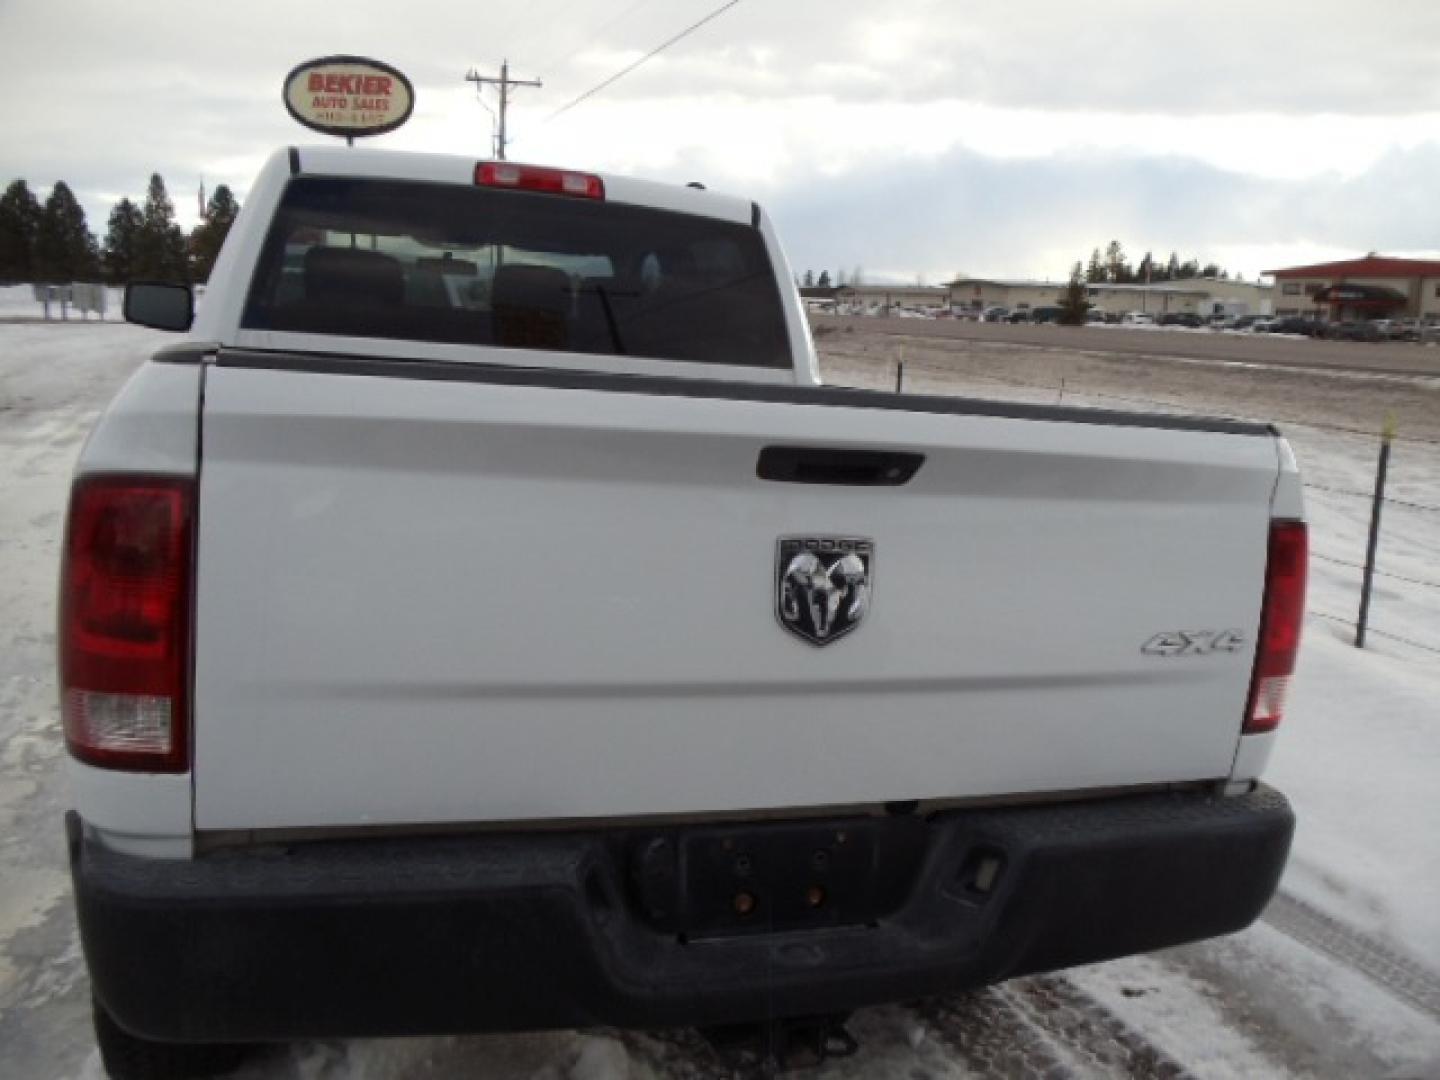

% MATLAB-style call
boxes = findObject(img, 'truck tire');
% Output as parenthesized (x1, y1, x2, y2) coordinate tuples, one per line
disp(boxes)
(92, 998, 249, 1080)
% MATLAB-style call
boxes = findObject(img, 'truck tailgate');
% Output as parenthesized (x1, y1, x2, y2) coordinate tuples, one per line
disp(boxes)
(193, 359, 1279, 829)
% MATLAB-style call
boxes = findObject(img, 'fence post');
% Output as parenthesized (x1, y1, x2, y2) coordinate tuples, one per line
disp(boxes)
(895, 358, 905, 393)
(1355, 417, 1396, 648)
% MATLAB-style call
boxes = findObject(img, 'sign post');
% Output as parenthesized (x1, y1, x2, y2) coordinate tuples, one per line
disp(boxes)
(282, 56, 415, 143)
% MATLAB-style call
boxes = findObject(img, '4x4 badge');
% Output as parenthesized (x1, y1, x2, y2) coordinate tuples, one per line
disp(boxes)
(776, 537, 873, 646)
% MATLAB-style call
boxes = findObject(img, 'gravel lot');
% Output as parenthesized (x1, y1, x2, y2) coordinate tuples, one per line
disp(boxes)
(816, 315, 1440, 381)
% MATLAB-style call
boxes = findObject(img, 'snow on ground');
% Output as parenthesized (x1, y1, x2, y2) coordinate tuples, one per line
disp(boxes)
(2, 319, 1438, 1078)
(1075, 923, 1440, 1079)
(1273, 633, 1440, 968)
(819, 326, 1440, 970)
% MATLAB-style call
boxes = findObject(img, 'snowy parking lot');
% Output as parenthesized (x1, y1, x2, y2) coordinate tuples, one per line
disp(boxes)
(2, 308, 1439, 1078)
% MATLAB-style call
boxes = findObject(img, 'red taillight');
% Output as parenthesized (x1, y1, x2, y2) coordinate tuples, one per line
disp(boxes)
(1244, 520, 1307, 734)
(475, 162, 605, 199)
(60, 475, 193, 772)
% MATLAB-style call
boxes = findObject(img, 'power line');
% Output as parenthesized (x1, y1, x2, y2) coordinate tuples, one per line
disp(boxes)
(543, 0, 744, 124)
(535, 0, 658, 77)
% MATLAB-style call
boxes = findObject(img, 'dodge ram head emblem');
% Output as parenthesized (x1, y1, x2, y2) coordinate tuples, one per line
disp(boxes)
(776, 537, 874, 646)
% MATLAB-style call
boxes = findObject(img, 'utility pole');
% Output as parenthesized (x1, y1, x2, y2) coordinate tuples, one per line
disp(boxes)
(465, 60, 541, 159)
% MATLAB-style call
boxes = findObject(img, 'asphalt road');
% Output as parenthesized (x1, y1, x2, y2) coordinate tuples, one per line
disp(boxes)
(815, 315, 1440, 379)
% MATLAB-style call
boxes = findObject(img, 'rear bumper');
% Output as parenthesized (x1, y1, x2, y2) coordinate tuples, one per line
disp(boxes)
(69, 786, 1293, 1043)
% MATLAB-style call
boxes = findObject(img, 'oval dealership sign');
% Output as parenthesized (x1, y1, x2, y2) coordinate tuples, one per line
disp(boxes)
(283, 56, 414, 138)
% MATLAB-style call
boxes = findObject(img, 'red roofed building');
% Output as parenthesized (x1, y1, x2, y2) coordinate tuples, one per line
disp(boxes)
(1266, 254, 1440, 323)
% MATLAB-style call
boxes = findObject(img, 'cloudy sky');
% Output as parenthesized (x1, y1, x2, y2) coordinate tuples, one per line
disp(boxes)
(3, 0, 1439, 283)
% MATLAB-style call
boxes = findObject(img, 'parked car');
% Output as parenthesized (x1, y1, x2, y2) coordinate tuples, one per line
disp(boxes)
(72, 146, 1305, 1077)
(1386, 318, 1421, 341)
(1267, 316, 1324, 337)
(980, 305, 1010, 322)
(1121, 312, 1156, 326)
(1323, 320, 1383, 342)
(1006, 308, 1032, 323)
(1085, 308, 1110, 324)
(1157, 312, 1203, 328)
(1029, 305, 1064, 324)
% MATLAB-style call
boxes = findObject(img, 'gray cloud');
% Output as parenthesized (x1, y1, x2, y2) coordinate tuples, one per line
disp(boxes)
(2, 0, 1437, 278)
(535, 1, 1440, 114)
(763, 142, 1440, 281)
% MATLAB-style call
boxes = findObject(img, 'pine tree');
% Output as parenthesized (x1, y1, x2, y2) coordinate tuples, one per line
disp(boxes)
(1165, 252, 1180, 280)
(802, 269, 814, 288)
(1137, 251, 1155, 283)
(1058, 262, 1090, 325)
(189, 184, 239, 282)
(135, 174, 190, 283)
(0, 179, 43, 282)
(1200, 262, 1221, 279)
(817, 270, 831, 288)
(1086, 248, 1105, 283)
(1104, 240, 1127, 284)
(36, 181, 99, 282)
(102, 198, 144, 285)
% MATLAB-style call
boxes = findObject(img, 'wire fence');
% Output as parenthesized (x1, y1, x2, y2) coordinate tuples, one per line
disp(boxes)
(1309, 611, 1440, 657)
(873, 349, 1440, 660)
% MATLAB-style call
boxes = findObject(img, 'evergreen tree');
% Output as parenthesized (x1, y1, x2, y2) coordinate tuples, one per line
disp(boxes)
(1085, 248, 1105, 284)
(189, 184, 239, 282)
(1177, 258, 1200, 280)
(36, 181, 99, 282)
(802, 269, 814, 288)
(1058, 262, 1090, 325)
(0, 179, 43, 282)
(816, 270, 831, 288)
(1104, 240, 1128, 284)
(135, 174, 190, 283)
(1200, 262, 1221, 279)
(102, 198, 144, 285)
(1165, 252, 1181, 280)
(1137, 251, 1155, 283)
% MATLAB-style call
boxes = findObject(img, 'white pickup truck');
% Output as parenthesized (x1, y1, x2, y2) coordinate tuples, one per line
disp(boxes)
(63, 147, 1305, 1078)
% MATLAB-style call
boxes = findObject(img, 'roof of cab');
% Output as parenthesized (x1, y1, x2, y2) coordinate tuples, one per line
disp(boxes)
(292, 146, 756, 227)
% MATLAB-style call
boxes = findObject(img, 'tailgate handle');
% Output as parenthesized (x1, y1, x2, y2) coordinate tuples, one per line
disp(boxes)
(757, 446, 924, 486)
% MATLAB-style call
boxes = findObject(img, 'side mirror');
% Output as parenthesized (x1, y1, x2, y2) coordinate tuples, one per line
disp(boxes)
(124, 282, 194, 332)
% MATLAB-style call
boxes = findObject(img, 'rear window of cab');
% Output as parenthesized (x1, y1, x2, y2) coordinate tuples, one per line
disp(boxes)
(242, 176, 792, 369)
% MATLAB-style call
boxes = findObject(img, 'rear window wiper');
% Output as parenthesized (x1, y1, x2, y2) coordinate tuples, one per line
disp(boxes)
(591, 283, 627, 356)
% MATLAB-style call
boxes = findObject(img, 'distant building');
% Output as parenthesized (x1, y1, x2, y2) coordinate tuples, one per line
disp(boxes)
(947, 277, 1273, 318)
(804, 276, 1275, 319)
(830, 284, 953, 313)
(1266, 254, 1440, 321)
